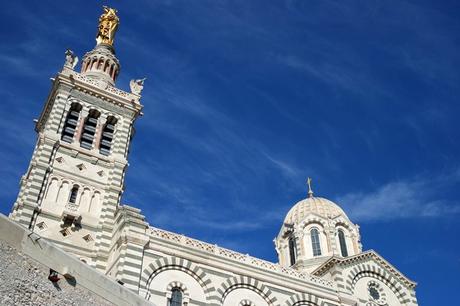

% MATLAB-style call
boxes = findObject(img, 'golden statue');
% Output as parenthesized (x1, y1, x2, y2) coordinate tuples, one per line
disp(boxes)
(96, 6, 119, 46)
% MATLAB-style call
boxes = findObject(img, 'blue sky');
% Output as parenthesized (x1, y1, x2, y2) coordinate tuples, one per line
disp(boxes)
(0, 0, 459, 304)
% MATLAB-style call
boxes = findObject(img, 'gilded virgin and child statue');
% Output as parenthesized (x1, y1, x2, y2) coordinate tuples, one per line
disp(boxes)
(96, 6, 119, 46)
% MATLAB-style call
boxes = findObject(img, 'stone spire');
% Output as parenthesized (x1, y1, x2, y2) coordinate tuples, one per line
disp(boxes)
(80, 6, 120, 86)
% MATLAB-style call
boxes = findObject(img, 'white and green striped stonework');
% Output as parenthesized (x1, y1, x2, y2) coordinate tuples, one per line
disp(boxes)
(8, 14, 418, 306)
(9, 41, 143, 274)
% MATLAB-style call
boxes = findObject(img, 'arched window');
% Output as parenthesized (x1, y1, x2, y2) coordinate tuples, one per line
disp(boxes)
(61, 103, 82, 143)
(80, 109, 100, 149)
(239, 300, 255, 306)
(104, 60, 110, 73)
(310, 228, 322, 256)
(69, 185, 79, 203)
(109, 65, 114, 78)
(169, 288, 182, 306)
(338, 229, 348, 257)
(99, 116, 117, 156)
(288, 236, 296, 266)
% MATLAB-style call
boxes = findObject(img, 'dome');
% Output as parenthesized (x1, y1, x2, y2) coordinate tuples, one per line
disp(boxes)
(284, 196, 348, 225)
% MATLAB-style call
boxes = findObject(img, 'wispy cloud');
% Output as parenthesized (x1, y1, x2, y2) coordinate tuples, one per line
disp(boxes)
(261, 150, 307, 184)
(275, 53, 391, 100)
(338, 171, 460, 222)
(122, 80, 312, 233)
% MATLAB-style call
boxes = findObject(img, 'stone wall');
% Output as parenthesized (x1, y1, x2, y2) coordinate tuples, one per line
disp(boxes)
(0, 240, 113, 306)
(0, 213, 154, 306)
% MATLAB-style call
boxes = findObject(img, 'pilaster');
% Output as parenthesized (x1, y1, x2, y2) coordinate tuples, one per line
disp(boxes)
(109, 205, 149, 291)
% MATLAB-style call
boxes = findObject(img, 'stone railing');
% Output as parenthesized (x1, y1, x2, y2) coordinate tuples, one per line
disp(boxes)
(73, 74, 139, 102)
(149, 227, 333, 288)
(65, 202, 79, 212)
(105, 85, 132, 99)
(74, 73, 101, 88)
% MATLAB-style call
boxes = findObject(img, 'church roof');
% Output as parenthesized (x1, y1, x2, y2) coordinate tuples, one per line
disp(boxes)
(284, 196, 348, 225)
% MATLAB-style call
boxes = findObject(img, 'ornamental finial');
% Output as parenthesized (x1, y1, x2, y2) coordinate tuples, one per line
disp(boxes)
(307, 177, 314, 198)
(96, 6, 119, 46)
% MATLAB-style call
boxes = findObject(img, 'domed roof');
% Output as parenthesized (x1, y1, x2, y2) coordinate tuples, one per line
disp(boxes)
(284, 196, 348, 225)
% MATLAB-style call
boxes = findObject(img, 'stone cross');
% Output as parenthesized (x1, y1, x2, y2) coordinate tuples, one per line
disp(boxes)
(307, 177, 314, 198)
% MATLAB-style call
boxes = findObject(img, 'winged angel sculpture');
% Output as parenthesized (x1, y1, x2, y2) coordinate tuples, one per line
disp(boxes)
(64, 49, 78, 69)
(130, 78, 146, 95)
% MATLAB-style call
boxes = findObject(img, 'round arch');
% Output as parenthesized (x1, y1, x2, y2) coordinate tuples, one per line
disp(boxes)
(330, 217, 358, 236)
(347, 264, 409, 305)
(239, 299, 256, 306)
(140, 256, 217, 304)
(217, 275, 277, 306)
(285, 292, 323, 306)
(297, 216, 328, 230)
(166, 281, 190, 304)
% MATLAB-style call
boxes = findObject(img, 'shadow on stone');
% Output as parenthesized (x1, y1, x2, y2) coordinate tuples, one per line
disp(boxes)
(52, 281, 62, 291)
(64, 275, 77, 287)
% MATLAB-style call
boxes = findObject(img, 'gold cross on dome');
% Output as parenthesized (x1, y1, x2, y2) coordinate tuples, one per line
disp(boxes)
(307, 177, 314, 198)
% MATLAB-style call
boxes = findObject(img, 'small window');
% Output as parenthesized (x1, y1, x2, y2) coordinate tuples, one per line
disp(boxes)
(83, 234, 93, 243)
(99, 116, 117, 156)
(60, 228, 71, 237)
(61, 103, 82, 143)
(311, 228, 322, 256)
(69, 185, 79, 203)
(80, 109, 100, 150)
(169, 288, 182, 306)
(288, 236, 296, 266)
(36, 221, 47, 230)
(338, 229, 348, 257)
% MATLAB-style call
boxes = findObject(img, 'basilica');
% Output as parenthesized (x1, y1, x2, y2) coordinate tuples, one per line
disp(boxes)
(9, 7, 418, 306)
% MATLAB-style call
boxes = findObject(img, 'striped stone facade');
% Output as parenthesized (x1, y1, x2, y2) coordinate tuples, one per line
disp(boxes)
(129, 223, 418, 306)
(9, 52, 143, 273)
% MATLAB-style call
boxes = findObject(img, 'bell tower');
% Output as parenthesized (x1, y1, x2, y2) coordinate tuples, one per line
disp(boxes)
(9, 7, 145, 270)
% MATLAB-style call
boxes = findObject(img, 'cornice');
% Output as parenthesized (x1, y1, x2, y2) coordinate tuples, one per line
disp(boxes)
(57, 69, 143, 117)
(311, 249, 417, 289)
(148, 226, 335, 290)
